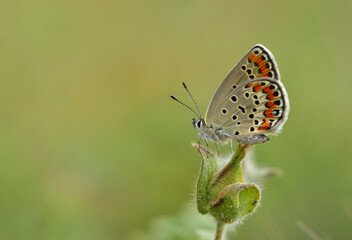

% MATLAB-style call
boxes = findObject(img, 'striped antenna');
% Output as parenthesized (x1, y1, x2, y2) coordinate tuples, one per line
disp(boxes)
(182, 82, 202, 118)
(169, 94, 201, 119)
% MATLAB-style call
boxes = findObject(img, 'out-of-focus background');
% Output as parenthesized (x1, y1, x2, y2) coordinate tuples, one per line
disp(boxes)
(1, 0, 352, 239)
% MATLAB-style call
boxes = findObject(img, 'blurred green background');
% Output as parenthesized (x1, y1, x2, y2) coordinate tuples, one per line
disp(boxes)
(1, 0, 352, 239)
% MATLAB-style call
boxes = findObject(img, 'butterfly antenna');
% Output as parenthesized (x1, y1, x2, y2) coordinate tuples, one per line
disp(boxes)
(169, 95, 201, 119)
(182, 82, 202, 118)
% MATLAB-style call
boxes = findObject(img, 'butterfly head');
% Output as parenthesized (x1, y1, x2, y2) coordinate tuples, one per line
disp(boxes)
(170, 82, 204, 129)
(192, 118, 205, 130)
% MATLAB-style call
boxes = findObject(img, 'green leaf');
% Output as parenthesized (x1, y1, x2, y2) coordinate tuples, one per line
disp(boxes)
(194, 144, 219, 214)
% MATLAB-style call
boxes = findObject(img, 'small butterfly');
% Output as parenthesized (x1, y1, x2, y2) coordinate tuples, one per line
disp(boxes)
(170, 44, 289, 153)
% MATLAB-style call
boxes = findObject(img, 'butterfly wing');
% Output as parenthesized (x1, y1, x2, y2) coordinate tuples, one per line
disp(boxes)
(219, 78, 289, 144)
(205, 44, 281, 126)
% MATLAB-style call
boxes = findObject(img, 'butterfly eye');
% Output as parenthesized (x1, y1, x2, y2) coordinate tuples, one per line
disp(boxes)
(197, 120, 202, 128)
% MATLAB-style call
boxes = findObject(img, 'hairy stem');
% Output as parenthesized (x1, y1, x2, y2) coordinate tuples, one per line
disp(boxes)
(214, 222, 225, 240)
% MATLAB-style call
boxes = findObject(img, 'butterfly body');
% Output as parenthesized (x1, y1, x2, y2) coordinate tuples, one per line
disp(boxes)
(193, 118, 231, 144)
(171, 44, 289, 149)
(193, 120, 269, 146)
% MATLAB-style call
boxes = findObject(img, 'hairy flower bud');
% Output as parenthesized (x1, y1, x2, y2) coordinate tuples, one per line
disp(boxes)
(195, 144, 260, 226)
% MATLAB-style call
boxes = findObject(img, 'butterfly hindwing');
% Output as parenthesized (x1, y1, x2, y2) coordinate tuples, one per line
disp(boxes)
(216, 78, 289, 144)
(205, 44, 280, 126)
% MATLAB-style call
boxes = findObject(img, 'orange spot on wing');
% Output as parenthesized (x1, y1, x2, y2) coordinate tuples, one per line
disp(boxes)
(260, 65, 268, 74)
(263, 120, 270, 127)
(253, 83, 262, 92)
(262, 86, 275, 100)
(263, 86, 271, 93)
(264, 109, 274, 118)
(248, 53, 256, 62)
(259, 120, 271, 131)
(267, 93, 275, 100)
(246, 83, 253, 88)
(259, 125, 270, 131)
(266, 101, 276, 108)
(256, 58, 263, 66)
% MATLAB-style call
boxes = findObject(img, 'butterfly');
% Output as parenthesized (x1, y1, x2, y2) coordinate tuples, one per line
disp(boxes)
(170, 44, 289, 153)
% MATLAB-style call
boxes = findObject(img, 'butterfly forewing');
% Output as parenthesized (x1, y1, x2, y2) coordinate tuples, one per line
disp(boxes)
(205, 44, 281, 126)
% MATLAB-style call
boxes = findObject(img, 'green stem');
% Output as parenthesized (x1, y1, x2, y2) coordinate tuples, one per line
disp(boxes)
(214, 222, 225, 240)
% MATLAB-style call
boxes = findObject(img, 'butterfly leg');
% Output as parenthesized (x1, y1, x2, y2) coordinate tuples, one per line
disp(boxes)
(204, 136, 209, 157)
(197, 134, 201, 152)
(216, 143, 220, 156)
